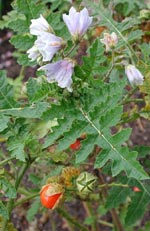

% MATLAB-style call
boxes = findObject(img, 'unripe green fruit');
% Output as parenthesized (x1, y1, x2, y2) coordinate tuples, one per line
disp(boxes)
(76, 172, 97, 197)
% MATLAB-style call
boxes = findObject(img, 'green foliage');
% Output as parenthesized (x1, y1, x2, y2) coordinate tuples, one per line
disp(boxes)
(125, 188, 150, 225)
(10, 35, 35, 51)
(0, 178, 17, 198)
(114, 0, 146, 16)
(0, 0, 150, 230)
(0, 114, 9, 132)
(0, 202, 9, 219)
(0, 70, 17, 109)
(27, 199, 40, 222)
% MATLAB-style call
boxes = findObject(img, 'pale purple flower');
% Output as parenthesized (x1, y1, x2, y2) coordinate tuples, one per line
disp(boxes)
(30, 15, 53, 36)
(27, 44, 41, 61)
(39, 59, 74, 91)
(100, 32, 118, 52)
(63, 7, 93, 40)
(35, 32, 65, 62)
(125, 64, 144, 86)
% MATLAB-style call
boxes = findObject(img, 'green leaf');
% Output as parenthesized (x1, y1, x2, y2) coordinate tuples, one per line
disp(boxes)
(2, 102, 49, 119)
(114, 0, 146, 16)
(17, 53, 36, 66)
(8, 18, 29, 33)
(81, 39, 106, 78)
(10, 34, 35, 51)
(27, 78, 51, 103)
(95, 148, 148, 180)
(7, 137, 26, 162)
(27, 199, 40, 222)
(0, 178, 17, 198)
(133, 146, 150, 158)
(0, 10, 24, 30)
(0, 115, 10, 132)
(28, 174, 41, 185)
(0, 71, 17, 109)
(111, 128, 132, 146)
(106, 177, 132, 209)
(0, 201, 9, 219)
(125, 190, 150, 225)
(16, 0, 46, 19)
(99, 106, 123, 130)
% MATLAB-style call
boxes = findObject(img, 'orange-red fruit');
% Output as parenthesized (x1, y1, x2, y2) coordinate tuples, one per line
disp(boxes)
(133, 186, 141, 192)
(70, 139, 81, 150)
(40, 184, 63, 209)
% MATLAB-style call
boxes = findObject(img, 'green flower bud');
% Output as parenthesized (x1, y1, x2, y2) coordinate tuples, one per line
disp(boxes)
(139, 9, 150, 20)
(76, 172, 97, 197)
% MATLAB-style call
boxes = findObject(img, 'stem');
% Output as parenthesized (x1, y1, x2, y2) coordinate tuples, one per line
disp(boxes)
(57, 208, 89, 231)
(123, 98, 144, 104)
(97, 170, 125, 231)
(80, 108, 117, 152)
(14, 193, 39, 208)
(83, 201, 97, 231)
(98, 219, 114, 228)
(64, 43, 78, 57)
(0, 157, 14, 166)
(105, 49, 115, 80)
(99, 182, 129, 189)
(120, 86, 138, 105)
(2, 159, 34, 231)
(19, 66, 25, 77)
(18, 187, 32, 196)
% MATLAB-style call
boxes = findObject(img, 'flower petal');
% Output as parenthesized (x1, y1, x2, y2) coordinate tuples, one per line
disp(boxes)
(35, 32, 63, 61)
(63, 7, 92, 40)
(30, 15, 52, 36)
(39, 59, 74, 91)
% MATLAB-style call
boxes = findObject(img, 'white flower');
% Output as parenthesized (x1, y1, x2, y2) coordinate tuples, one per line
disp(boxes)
(100, 32, 118, 52)
(125, 65, 144, 86)
(35, 32, 65, 62)
(27, 45, 41, 61)
(30, 15, 53, 36)
(39, 59, 74, 92)
(63, 7, 93, 40)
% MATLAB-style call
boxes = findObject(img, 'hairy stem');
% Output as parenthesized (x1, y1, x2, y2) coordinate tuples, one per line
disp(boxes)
(0, 157, 14, 166)
(97, 170, 125, 231)
(99, 182, 129, 189)
(83, 201, 97, 231)
(105, 49, 115, 80)
(57, 208, 89, 231)
(64, 42, 79, 57)
(14, 193, 39, 208)
(2, 158, 34, 231)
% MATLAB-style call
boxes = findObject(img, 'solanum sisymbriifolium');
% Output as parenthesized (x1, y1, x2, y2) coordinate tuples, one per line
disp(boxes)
(0, 0, 150, 230)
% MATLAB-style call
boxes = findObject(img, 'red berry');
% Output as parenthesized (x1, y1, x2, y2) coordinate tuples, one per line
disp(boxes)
(70, 139, 81, 150)
(40, 184, 63, 209)
(133, 186, 141, 192)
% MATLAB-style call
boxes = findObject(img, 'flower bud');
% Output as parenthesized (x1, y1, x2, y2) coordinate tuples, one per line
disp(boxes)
(40, 183, 64, 209)
(125, 64, 144, 86)
(100, 32, 118, 52)
(76, 172, 97, 197)
(139, 9, 150, 20)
